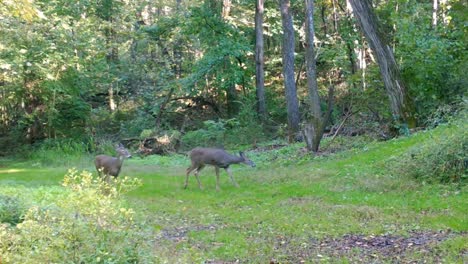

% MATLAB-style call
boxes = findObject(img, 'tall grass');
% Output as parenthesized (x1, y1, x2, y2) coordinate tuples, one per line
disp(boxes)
(19, 138, 119, 167)
(25, 138, 92, 167)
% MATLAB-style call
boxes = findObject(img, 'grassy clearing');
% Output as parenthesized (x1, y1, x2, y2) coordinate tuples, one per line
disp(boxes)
(1, 124, 467, 263)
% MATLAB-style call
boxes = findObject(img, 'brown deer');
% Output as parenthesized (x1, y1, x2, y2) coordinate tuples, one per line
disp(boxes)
(95, 143, 132, 182)
(185, 147, 256, 191)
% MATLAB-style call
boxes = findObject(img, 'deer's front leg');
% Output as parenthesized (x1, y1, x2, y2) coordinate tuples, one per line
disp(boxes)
(225, 167, 239, 188)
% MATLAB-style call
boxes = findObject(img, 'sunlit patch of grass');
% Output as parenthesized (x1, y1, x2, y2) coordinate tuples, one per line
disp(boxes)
(0, 168, 27, 174)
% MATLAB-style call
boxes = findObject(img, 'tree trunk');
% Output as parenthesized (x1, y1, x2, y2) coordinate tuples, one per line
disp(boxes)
(255, 0, 267, 121)
(225, 59, 239, 117)
(432, 0, 438, 28)
(280, 0, 300, 141)
(440, 0, 448, 26)
(222, 0, 231, 18)
(304, 0, 324, 152)
(348, 0, 416, 128)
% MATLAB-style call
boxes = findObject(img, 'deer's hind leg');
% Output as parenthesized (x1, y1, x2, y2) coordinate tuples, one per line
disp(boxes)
(184, 164, 196, 189)
(215, 167, 223, 192)
(194, 165, 205, 190)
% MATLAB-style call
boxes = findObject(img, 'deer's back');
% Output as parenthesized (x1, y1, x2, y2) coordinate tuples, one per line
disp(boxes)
(190, 147, 233, 167)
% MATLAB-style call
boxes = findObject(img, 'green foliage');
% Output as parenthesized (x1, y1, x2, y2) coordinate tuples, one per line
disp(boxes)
(0, 169, 151, 263)
(90, 108, 135, 139)
(0, 195, 25, 225)
(181, 119, 233, 149)
(394, 2, 466, 120)
(389, 121, 467, 184)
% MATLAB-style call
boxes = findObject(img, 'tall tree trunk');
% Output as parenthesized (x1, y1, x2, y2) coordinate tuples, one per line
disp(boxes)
(303, 0, 329, 152)
(102, 0, 119, 112)
(222, 0, 231, 18)
(432, 0, 439, 28)
(440, 0, 448, 26)
(255, 0, 267, 121)
(320, 4, 327, 35)
(280, 0, 300, 141)
(348, 0, 416, 128)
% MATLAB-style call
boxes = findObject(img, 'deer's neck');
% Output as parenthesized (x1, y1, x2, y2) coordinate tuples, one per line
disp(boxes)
(117, 155, 126, 165)
(227, 154, 243, 164)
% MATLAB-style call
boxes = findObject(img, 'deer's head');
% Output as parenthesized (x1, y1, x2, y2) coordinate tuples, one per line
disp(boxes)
(239, 151, 255, 167)
(116, 143, 132, 159)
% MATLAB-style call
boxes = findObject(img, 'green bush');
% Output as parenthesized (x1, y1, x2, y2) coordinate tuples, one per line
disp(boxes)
(0, 169, 152, 263)
(181, 99, 266, 150)
(0, 195, 24, 225)
(390, 122, 467, 184)
(181, 119, 231, 150)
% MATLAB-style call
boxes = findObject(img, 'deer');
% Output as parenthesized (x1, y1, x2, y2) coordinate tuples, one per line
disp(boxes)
(185, 147, 256, 191)
(95, 143, 132, 182)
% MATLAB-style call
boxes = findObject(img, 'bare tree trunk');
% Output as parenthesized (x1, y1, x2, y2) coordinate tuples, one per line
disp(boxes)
(155, 88, 174, 130)
(108, 83, 116, 111)
(102, 0, 119, 113)
(320, 4, 327, 35)
(432, 0, 438, 28)
(304, 0, 324, 152)
(222, 0, 231, 18)
(348, 0, 416, 128)
(332, 0, 338, 32)
(280, 0, 300, 141)
(255, 0, 267, 121)
(440, 0, 448, 26)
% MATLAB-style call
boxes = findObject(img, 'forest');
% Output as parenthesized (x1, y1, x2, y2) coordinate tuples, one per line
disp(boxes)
(0, 0, 467, 263)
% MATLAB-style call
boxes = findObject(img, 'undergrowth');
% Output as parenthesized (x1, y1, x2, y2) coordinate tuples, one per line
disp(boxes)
(388, 118, 467, 185)
(0, 169, 151, 263)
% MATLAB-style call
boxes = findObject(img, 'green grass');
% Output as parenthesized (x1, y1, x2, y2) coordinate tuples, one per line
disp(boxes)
(1, 124, 467, 263)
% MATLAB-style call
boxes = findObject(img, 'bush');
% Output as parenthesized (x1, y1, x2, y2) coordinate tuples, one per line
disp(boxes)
(390, 121, 467, 184)
(0, 195, 25, 225)
(181, 119, 233, 150)
(0, 169, 152, 263)
(181, 99, 266, 150)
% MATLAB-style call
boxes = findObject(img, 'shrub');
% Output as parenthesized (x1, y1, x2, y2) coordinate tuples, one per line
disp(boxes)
(390, 121, 467, 184)
(0, 169, 152, 263)
(0, 195, 25, 225)
(181, 119, 231, 150)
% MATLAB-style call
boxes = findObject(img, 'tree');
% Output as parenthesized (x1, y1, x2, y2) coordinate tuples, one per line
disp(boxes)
(255, 0, 267, 121)
(302, 0, 331, 152)
(280, 0, 300, 141)
(96, 0, 123, 112)
(347, 0, 416, 129)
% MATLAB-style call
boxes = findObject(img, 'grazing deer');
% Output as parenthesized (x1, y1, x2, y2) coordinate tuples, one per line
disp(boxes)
(185, 147, 256, 191)
(95, 143, 132, 182)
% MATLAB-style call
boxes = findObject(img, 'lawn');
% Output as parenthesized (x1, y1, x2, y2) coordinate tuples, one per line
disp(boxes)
(1, 126, 467, 263)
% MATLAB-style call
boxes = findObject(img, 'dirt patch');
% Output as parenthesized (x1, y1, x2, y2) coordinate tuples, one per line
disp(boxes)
(155, 224, 464, 263)
(271, 230, 465, 263)
(317, 230, 455, 256)
(158, 224, 219, 243)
